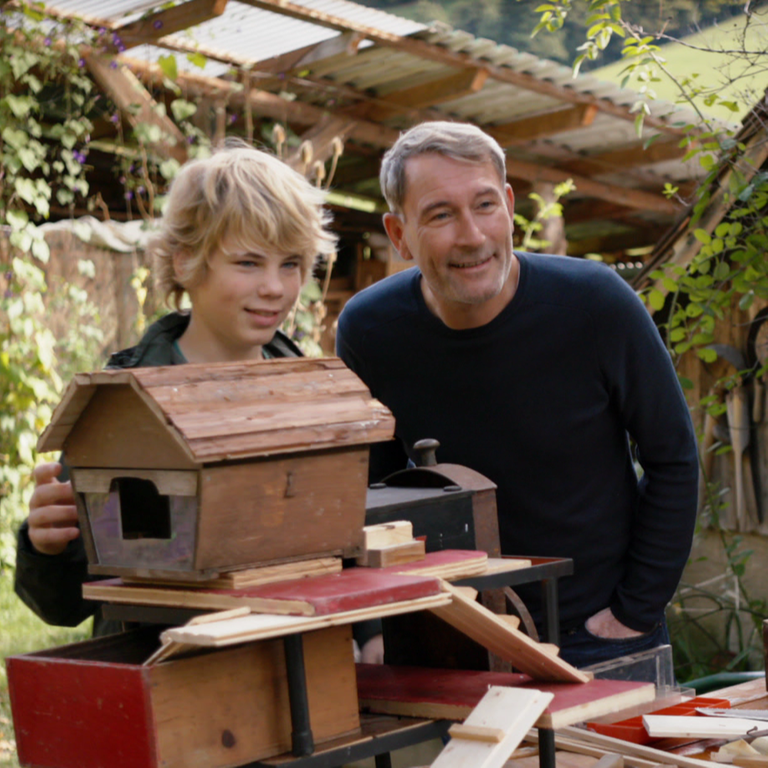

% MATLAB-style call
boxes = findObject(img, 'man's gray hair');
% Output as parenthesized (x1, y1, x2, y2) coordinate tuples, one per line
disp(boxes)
(380, 121, 507, 213)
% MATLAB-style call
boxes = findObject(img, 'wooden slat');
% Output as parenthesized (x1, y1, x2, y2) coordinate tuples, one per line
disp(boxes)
(432, 687, 553, 768)
(71, 468, 197, 496)
(489, 104, 598, 144)
(430, 581, 589, 683)
(642, 715, 768, 740)
(161, 593, 452, 646)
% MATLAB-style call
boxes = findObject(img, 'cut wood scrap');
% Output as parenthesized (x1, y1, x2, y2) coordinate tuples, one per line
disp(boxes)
(359, 539, 426, 568)
(124, 557, 342, 589)
(84, 568, 441, 617)
(362, 521, 414, 549)
(392, 550, 489, 580)
(161, 593, 452, 647)
(594, 754, 624, 768)
(429, 580, 589, 683)
(643, 715, 768, 740)
(557, 725, 714, 768)
(430, 686, 553, 768)
(356, 664, 654, 729)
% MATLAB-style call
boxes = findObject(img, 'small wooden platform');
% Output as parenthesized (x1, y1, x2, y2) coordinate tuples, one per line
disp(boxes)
(356, 664, 656, 729)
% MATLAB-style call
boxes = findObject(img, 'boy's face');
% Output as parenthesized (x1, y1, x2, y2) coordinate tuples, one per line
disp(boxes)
(184, 242, 303, 361)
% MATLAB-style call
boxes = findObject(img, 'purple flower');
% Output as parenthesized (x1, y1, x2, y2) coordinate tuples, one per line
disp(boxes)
(117, 43, 126, 52)
(119, 175, 126, 184)
(187, 135, 195, 144)
(153, 19, 163, 29)
(110, 113, 120, 123)
(78, 58, 85, 67)
(44, 37, 52, 46)
(137, 185, 145, 194)
(110, 60, 118, 69)
(228, 114, 237, 124)
(124, 191, 133, 200)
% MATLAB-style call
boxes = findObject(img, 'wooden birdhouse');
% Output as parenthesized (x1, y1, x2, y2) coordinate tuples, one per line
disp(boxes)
(38, 357, 395, 581)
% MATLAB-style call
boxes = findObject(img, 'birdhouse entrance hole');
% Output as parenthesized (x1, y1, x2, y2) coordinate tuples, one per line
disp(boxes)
(110, 477, 172, 540)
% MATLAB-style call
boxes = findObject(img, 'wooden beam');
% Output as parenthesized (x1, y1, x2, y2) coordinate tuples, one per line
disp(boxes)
(560, 137, 691, 176)
(489, 104, 598, 144)
(114, 0, 228, 49)
(84, 55, 187, 164)
(506, 156, 681, 215)
(236, 0, 688, 135)
(361, 68, 489, 121)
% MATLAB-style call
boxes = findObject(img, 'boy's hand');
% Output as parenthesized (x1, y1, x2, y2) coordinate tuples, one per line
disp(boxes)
(27, 462, 80, 556)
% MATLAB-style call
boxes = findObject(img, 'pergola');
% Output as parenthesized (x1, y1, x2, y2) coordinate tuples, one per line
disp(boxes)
(6, 0, 726, 270)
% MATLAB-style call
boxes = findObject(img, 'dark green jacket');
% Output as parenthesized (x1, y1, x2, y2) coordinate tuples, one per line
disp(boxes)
(14, 312, 301, 635)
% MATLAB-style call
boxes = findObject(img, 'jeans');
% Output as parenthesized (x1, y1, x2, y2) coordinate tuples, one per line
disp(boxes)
(558, 618, 671, 670)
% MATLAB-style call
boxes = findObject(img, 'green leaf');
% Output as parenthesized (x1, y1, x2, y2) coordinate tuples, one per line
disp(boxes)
(158, 54, 178, 81)
(186, 52, 207, 69)
(696, 348, 718, 363)
(693, 229, 711, 245)
(678, 376, 694, 390)
(739, 293, 754, 310)
(713, 262, 729, 281)
(170, 98, 197, 122)
(648, 289, 665, 311)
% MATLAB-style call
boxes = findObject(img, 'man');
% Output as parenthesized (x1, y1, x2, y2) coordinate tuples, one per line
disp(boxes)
(336, 121, 699, 668)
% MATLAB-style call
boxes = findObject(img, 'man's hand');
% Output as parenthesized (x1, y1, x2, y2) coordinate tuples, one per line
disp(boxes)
(585, 607, 643, 639)
(27, 462, 80, 556)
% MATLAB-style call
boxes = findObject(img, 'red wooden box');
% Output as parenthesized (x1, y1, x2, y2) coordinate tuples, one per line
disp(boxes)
(7, 625, 359, 768)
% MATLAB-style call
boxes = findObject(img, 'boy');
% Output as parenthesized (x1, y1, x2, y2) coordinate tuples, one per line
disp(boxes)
(15, 145, 337, 635)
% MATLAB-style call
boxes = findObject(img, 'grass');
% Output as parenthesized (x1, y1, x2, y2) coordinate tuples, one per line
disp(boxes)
(0, 568, 91, 768)
(588, 9, 768, 120)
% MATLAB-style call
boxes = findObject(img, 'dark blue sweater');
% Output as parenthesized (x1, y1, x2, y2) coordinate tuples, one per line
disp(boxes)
(337, 252, 698, 633)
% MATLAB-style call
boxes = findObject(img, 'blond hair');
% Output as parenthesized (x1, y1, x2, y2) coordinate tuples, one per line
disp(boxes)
(380, 122, 507, 214)
(152, 145, 337, 309)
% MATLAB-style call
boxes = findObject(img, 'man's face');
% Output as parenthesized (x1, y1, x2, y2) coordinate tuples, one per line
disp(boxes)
(384, 153, 516, 329)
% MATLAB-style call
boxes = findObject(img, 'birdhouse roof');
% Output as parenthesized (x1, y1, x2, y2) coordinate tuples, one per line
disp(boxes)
(38, 357, 395, 465)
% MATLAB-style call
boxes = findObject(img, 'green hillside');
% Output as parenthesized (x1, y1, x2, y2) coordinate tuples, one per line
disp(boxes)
(588, 12, 768, 120)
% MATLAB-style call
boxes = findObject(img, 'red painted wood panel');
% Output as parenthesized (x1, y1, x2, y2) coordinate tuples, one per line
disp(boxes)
(356, 663, 650, 716)
(7, 655, 155, 768)
(236, 569, 442, 614)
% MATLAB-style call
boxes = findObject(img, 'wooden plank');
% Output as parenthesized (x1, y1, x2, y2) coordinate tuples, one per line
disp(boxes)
(431, 686, 553, 768)
(71, 468, 197, 496)
(356, 665, 654, 729)
(489, 104, 598, 144)
(392, 550, 489, 580)
(114, 0, 228, 48)
(84, 568, 442, 617)
(161, 593, 452, 646)
(642, 715, 768, 740)
(430, 581, 589, 683)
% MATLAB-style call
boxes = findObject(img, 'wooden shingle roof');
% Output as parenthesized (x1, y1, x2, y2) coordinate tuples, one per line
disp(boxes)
(39, 357, 395, 463)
